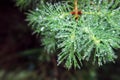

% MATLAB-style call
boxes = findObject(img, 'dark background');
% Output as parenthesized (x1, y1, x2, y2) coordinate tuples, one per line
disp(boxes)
(0, 0, 120, 80)
(0, 0, 39, 70)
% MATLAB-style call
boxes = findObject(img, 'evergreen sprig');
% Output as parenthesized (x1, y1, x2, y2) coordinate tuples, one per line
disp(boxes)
(26, 0, 120, 69)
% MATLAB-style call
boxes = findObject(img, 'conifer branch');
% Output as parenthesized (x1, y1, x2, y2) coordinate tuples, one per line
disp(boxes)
(18, 0, 120, 69)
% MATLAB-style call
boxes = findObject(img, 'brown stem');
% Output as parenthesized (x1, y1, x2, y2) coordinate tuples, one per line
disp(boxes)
(71, 0, 82, 20)
(74, 0, 78, 19)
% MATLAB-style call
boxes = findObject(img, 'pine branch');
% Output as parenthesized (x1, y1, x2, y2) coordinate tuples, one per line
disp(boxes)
(26, 0, 120, 69)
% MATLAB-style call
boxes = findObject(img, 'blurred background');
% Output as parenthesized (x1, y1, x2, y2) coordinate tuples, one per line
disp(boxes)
(0, 0, 120, 80)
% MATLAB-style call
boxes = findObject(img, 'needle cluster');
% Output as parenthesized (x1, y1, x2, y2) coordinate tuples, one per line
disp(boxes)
(25, 0, 120, 69)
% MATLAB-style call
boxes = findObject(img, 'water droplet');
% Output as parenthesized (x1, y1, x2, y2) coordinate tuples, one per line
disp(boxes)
(39, 16, 42, 19)
(104, 53, 107, 55)
(102, 28, 105, 30)
(112, 31, 115, 33)
(41, 27, 44, 31)
(36, 8, 39, 11)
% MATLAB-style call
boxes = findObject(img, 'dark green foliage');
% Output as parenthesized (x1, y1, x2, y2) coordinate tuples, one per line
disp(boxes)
(15, 0, 66, 9)
(15, 0, 42, 9)
(20, 0, 120, 69)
